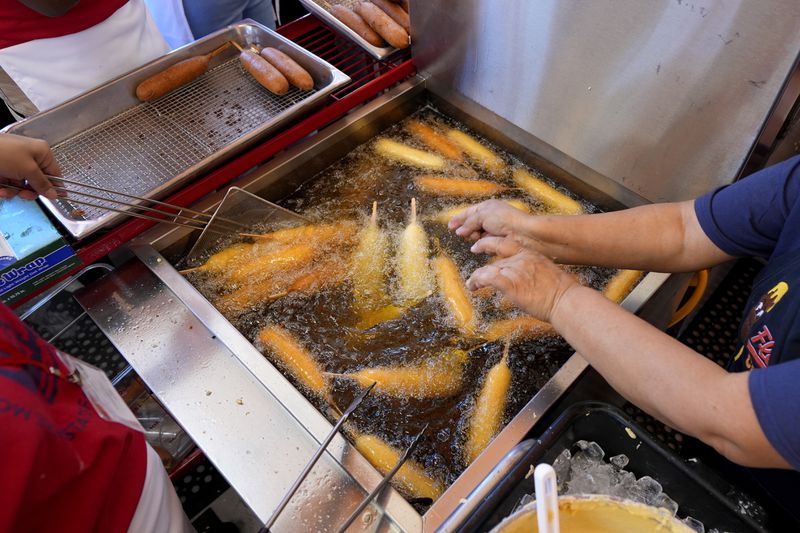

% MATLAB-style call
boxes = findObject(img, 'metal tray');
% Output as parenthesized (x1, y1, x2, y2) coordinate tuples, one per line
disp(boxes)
(299, 0, 399, 60)
(5, 21, 350, 240)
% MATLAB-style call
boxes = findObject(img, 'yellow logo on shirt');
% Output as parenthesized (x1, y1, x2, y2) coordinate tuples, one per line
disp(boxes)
(765, 281, 788, 312)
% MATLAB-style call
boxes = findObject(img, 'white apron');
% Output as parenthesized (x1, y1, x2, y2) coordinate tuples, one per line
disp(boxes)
(0, 0, 169, 114)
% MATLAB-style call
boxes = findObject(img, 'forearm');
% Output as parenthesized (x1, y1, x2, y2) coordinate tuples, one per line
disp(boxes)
(521, 201, 733, 272)
(549, 285, 788, 468)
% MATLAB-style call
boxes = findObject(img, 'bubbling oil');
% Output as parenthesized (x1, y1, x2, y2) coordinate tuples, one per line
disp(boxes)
(185, 106, 632, 510)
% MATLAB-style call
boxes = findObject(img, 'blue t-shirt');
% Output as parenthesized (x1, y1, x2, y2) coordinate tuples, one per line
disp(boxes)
(695, 154, 800, 471)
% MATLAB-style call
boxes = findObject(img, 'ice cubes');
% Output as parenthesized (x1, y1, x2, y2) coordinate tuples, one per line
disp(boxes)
(652, 492, 679, 516)
(515, 441, 706, 532)
(682, 516, 705, 532)
(609, 453, 629, 468)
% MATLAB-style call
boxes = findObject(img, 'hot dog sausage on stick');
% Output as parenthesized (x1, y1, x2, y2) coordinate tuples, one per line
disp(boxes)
(136, 42, 231, 102)
(370, 0, 409, 31)
(259, 47, 314, 91)
(329, 4, 386, 47)
(231, 41, 289, 95)
(355, 2, 410, 49)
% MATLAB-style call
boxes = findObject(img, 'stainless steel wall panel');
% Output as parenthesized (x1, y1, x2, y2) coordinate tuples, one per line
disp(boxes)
(412, 0, 800, 201)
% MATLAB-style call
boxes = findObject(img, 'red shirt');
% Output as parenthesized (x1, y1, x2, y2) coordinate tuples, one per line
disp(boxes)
(0, 303, 146, 532)
(0, 0, 128, 49)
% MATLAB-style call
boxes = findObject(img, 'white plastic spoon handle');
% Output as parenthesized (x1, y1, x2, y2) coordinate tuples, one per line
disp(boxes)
(534, 463, 560, 533)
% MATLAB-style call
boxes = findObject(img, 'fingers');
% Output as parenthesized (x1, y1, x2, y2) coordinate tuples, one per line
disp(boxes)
(26, 139, 58, 200)
(449, 203, 483, 238)
(22, 166, 57, 200)
(470, 236, 522, 258)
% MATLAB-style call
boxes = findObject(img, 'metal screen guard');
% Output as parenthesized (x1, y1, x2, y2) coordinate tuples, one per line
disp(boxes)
(183, 187, 310, 268)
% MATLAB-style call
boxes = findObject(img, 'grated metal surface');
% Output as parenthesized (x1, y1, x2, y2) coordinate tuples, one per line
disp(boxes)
(24, 286, 129, 381)
(174, 457, 232, 519)
(51, 57, 318, 221)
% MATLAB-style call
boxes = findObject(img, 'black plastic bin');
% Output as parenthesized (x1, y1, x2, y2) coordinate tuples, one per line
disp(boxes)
(456, 402, 767, 533)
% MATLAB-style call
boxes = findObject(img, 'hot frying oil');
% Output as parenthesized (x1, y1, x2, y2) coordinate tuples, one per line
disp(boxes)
(186, 107, 628, 509)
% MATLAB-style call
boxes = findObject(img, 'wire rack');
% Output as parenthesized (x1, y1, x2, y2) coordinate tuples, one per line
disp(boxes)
(51, 57, 319, 221)
(291, 18, 409, 98)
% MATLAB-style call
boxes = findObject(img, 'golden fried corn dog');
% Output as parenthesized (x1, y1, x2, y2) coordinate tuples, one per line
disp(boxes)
(355, 304, 405, 330)
(434, 249, 477, 336)
(512, 169, 583, 215)
(181, 242, 254, 275)
(258, 325, 329, 400)
(482, 316, 556, 342)
(464, 343, 512, 464)
(406, 120, 464, 162)
(395, 198, 434, 306)
(413, 176, 508, 198)
(374, 138, 446, 170)
(353, 432, 445, 500)
(225, 243, 315, 285)
(603, 269, 643, 303)
(330, 348, 468, 398)
(351, 202, 390, 315)
(243, 221, 357, 247)
(445, 129, 506, 174)
(216, 258, 347, 317)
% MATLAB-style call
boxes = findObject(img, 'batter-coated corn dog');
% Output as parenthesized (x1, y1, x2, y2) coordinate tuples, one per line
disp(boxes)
(434, 248, 478, 336)
(512, 169, 583, 215)
(259, 47, 314, 91)
(353, 432, 445, 500)
(355, 304, 405, 330)
(395, 198, 434, 306)
(135, 42, 230, 101)
(351, 202, 390, 315)
(482, 316, 555, 342)
(445, 130, 506, 174)
(330, 348, 468, 398)
(406, 120, 463, 162)
(464, 343, 512, 464)
(329, 4, 385, 47)
(355, 2, 410, 49)
(414, 176, 508, 198)
(181, 242, 254, 275)
(226, 243, 314, 285)
(374, 139, 446, 170)
(258, 325, 329, 400)
(603, 269, 643, 303)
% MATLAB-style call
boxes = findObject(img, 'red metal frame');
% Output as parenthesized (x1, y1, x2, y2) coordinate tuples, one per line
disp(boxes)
(12, 16, 415, 308)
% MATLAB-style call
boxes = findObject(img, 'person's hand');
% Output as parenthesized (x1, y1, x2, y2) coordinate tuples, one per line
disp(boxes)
(0, 134, 60, 200)
(466, 236, 580, 322)
(448, 199, 533, 242)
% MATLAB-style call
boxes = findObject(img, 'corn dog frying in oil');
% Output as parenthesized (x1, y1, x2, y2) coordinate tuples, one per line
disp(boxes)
(329, 348, 468, 398)
(464, 342, 512, 465)
(352, 432, 444, 500)
(395, 198, 434, 307)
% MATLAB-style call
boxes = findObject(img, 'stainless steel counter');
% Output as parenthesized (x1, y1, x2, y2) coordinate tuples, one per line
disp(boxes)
(76, 78, 672, 532)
